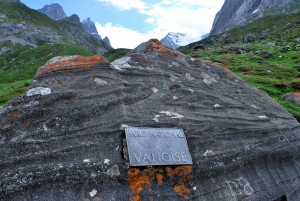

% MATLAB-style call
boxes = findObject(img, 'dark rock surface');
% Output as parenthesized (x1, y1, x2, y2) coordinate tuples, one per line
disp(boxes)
(62, 14, 81, 25)
(194, 44, 207, 51)
(38, 3, 67, 20)
(1, 39, 300, 201)
(103, 36, 112, 48)
(293, 66, 300, 71)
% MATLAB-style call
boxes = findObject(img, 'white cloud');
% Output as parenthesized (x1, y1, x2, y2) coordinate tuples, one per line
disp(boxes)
(96, 0, 147, 12)
(145, 17, 155, 24)
(95, 0, 224, 48)
(96, 22, 150, 49)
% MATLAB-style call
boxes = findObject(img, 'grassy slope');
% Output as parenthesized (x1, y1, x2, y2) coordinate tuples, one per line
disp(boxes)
(0, 43, 94, 105)
(0, 2, 97, 105)
(179, 12, 300, 121)
(103, 48, 131, 62)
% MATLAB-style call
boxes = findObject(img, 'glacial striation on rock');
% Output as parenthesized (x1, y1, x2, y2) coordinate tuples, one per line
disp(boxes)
(1, 39, 300, 201)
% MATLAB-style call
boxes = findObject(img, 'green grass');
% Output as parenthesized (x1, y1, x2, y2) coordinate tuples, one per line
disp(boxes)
(0, 1, 62, 30)
(179, 12, 300, 121)
(0, 43, 94, 106)
(0, 80, 31, 105)
(103, 48, 131, 62)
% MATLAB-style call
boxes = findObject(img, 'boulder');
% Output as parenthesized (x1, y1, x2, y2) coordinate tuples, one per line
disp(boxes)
(223, 39, 235, 44)
(244, 35, 256, 43)
(293, 66, 300, 71)
(259, 34, 269, 40)
(259, 52, 273, 59)
(283, 92, 300, 105)
(266, 42, 276, 48)
(1, 39, 300, 201)
(194, 44, 207, 51)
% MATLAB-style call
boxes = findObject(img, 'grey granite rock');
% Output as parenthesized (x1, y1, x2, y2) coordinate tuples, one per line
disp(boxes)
(38, 3, 67, 21)
(211, 0, 298, 35)
(1, 39, 300, 200)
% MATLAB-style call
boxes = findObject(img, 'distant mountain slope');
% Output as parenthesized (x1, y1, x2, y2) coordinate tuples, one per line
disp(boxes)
(0, 1, 111, 53)
(180, 11, 300, 121)
(210, 0, 300, 35)
(0, 1, 112, 105)
(38, 3, 67, 20)
(160, 32, 186, 49)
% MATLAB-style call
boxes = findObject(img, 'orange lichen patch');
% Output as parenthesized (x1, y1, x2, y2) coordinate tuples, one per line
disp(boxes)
(8, 111, 20, 119)
(156, 174, 163, 186)
(37, 55, 106, 77)
(165, 166, 192, 177)
(145, 39, 179, 57)
(291, 92, 300, 96)
(127, 166, 193, 201)
(131, 195, 142, 201)
(174, 181, 192, 200)
(128, 168, 148, 193)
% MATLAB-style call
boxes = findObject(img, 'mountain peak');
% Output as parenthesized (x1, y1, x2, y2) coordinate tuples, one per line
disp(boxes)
(132, 39, 179, 57)
(38, 3, 67, 20)
(160, 32, 187, 49)
(82, 17, 91, 24)
(82, 17, 102, 41)
(103, 36, 112, 48)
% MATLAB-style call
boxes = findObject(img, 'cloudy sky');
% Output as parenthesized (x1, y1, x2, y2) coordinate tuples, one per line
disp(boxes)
(22, 0, 224, 48)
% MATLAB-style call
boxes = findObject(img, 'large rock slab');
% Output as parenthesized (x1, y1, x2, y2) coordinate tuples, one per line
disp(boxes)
(1, 39, 300, 201)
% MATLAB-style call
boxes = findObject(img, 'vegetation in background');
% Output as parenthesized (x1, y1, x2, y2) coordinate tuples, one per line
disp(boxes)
(103, 48, 131, 62)
(179, 12, 300, 121)
(0, 1, 108, 105)
(0, 43, 93, 105)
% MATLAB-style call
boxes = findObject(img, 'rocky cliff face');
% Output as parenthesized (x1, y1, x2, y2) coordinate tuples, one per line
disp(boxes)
(63, 14, 81, 25)
(1, 39, 300, 200)
(210, 0, 299, 35)
(103, 36, 112, 47)
(82, 17, 102, 41)
(38, 3, 67, 20)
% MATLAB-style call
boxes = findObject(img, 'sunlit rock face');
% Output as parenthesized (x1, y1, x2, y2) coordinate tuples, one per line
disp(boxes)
(210, 0, 297, 35)
(1, 39, 300, 201)
(38, 3, 67, 20)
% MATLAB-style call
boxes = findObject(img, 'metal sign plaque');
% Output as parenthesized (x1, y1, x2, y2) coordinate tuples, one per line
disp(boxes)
(125, 127, 193, 166)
